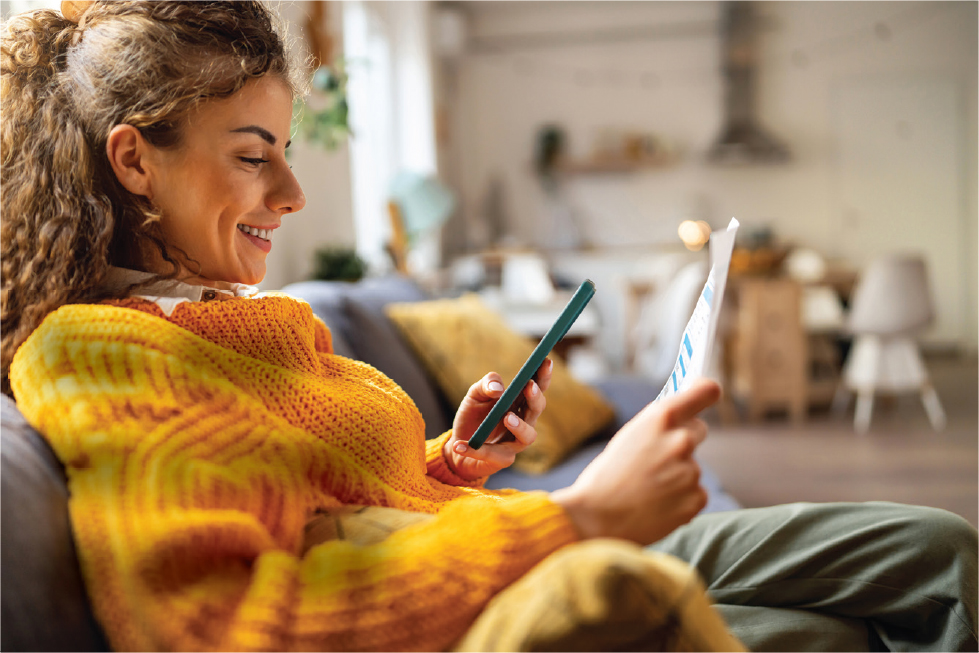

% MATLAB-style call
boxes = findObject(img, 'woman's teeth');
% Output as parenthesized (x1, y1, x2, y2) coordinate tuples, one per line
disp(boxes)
(237, 224, 271, 241)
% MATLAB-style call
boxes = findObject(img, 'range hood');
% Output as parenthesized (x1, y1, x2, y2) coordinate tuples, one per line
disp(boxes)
(708, 1, 790, 165)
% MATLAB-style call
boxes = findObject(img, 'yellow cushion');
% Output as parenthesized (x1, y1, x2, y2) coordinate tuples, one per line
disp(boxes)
(386, 294, 615, 474)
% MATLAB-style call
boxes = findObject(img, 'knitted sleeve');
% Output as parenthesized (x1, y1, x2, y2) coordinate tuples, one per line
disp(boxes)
(307, 304, 486, 490)
(10, 305, 579, 652)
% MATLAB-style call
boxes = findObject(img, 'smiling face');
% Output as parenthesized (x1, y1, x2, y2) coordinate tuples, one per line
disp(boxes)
(141, 76, 306, 286)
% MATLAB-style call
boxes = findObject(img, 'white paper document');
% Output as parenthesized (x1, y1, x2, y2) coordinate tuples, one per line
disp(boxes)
(656, 218, 740, 401)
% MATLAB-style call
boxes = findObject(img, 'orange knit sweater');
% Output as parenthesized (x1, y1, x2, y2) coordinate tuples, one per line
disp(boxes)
(9, 295, 579, 652)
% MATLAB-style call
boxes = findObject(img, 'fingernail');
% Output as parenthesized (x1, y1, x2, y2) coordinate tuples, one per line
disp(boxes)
(489, 381, 504, 393)
(454, 442, 468, 454)
(506, 413, 519, 427)
(530, 382, 539, 396)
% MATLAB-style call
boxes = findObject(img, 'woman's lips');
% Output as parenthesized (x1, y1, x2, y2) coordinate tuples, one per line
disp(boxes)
(238, 229, 272, 253)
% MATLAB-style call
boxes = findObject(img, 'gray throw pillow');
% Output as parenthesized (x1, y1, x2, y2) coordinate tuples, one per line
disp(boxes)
(343, 296, 452, 439)
(1, 395, 109, 652)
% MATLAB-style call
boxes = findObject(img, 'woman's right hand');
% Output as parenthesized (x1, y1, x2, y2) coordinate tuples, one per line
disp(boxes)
(551, 378, 721, 546)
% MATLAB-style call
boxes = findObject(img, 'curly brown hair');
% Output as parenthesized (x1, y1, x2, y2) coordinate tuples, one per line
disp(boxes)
(1, 1, 302, 394)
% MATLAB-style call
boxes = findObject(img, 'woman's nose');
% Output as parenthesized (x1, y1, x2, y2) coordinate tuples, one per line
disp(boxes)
(269, 164, 306, 215)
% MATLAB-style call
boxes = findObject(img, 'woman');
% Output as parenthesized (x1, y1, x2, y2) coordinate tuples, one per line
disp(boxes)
(2, 2, 975, 652)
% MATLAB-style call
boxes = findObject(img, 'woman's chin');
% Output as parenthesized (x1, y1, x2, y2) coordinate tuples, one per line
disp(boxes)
(230, 250, 267, 286)
(236, 269, 265, 286)
(244, 263, 268, 286)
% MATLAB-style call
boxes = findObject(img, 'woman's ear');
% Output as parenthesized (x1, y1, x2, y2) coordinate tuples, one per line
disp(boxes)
(105, 124, 155, 199)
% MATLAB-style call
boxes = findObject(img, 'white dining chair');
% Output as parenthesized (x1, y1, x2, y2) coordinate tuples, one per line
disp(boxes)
(833, 255, 946, 433)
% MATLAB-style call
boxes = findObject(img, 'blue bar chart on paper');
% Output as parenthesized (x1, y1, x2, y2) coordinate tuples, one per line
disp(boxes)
(656, 218, 740, 402)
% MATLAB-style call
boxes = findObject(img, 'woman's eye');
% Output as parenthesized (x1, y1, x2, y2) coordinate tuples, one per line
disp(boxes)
(240, 157, 270, 167)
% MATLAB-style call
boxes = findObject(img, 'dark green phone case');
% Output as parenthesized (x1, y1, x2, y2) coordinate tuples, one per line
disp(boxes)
(467, 279, 596, 450)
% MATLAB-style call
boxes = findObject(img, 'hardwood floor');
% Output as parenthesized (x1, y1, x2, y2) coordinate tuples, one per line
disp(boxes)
(698, 354, 979, 526)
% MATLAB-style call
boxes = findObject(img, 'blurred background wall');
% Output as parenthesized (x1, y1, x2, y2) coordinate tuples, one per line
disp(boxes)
(434, 1, 977, 349)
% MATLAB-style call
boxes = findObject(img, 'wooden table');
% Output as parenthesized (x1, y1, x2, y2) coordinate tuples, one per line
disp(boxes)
(724, 276, 809, 423)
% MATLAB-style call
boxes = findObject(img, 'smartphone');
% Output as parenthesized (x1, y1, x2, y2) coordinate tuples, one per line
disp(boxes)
(467, 279, 596, 450)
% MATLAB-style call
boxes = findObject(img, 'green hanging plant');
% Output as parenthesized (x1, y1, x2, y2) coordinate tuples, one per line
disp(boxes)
(293, 62, 350, 151)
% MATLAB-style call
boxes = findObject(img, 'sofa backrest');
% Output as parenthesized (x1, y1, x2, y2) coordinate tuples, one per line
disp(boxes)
(1, 394, 109, 652)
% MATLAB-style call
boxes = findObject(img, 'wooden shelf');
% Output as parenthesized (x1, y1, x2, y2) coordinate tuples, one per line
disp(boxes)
(555, 154, 678, 174)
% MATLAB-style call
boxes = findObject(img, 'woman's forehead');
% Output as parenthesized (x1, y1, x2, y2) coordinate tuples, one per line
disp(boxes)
(184, 77, 293, 137)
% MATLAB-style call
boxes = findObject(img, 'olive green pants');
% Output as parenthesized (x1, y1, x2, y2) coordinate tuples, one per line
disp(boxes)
(650, 502, 978, 652)
(458, 502, 977, 652)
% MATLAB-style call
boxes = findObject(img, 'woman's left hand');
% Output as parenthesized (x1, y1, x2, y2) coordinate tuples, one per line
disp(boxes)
(445, 358, 553, 481)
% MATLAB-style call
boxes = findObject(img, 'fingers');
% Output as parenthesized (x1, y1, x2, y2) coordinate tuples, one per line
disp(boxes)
(454, 441, 517, 469)
(504, 410, 537, 447)
(466, 358, 554, 412)
(535, 358, 554, 394)
(466, 372, 505, 403)
(520, 375, 547, 425)
(484, 408, 538, 447)
(657, 378, 721, 430)
(453, 433, 518, 469)
(651, 454, 706, 525)
(657, 452, 703, 486)
(678, 483, 709, 522)
(678, 417, 708, 450)
(661, 418, 708, 460)
(456, 410, 537, 459)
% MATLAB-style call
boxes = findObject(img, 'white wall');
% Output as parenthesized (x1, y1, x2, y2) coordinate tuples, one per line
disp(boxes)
(261, 1, 356, 291)
(441, 1, 977, 349)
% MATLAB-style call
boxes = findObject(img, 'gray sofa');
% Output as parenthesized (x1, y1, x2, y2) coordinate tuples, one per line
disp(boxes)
(0, 275, 739, 651)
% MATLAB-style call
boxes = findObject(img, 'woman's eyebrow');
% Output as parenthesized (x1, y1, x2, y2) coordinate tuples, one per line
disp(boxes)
(230, 125, 291, 148)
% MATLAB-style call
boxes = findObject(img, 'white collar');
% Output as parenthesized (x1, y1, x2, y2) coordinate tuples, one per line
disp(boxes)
(103, 267, 260, 316)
